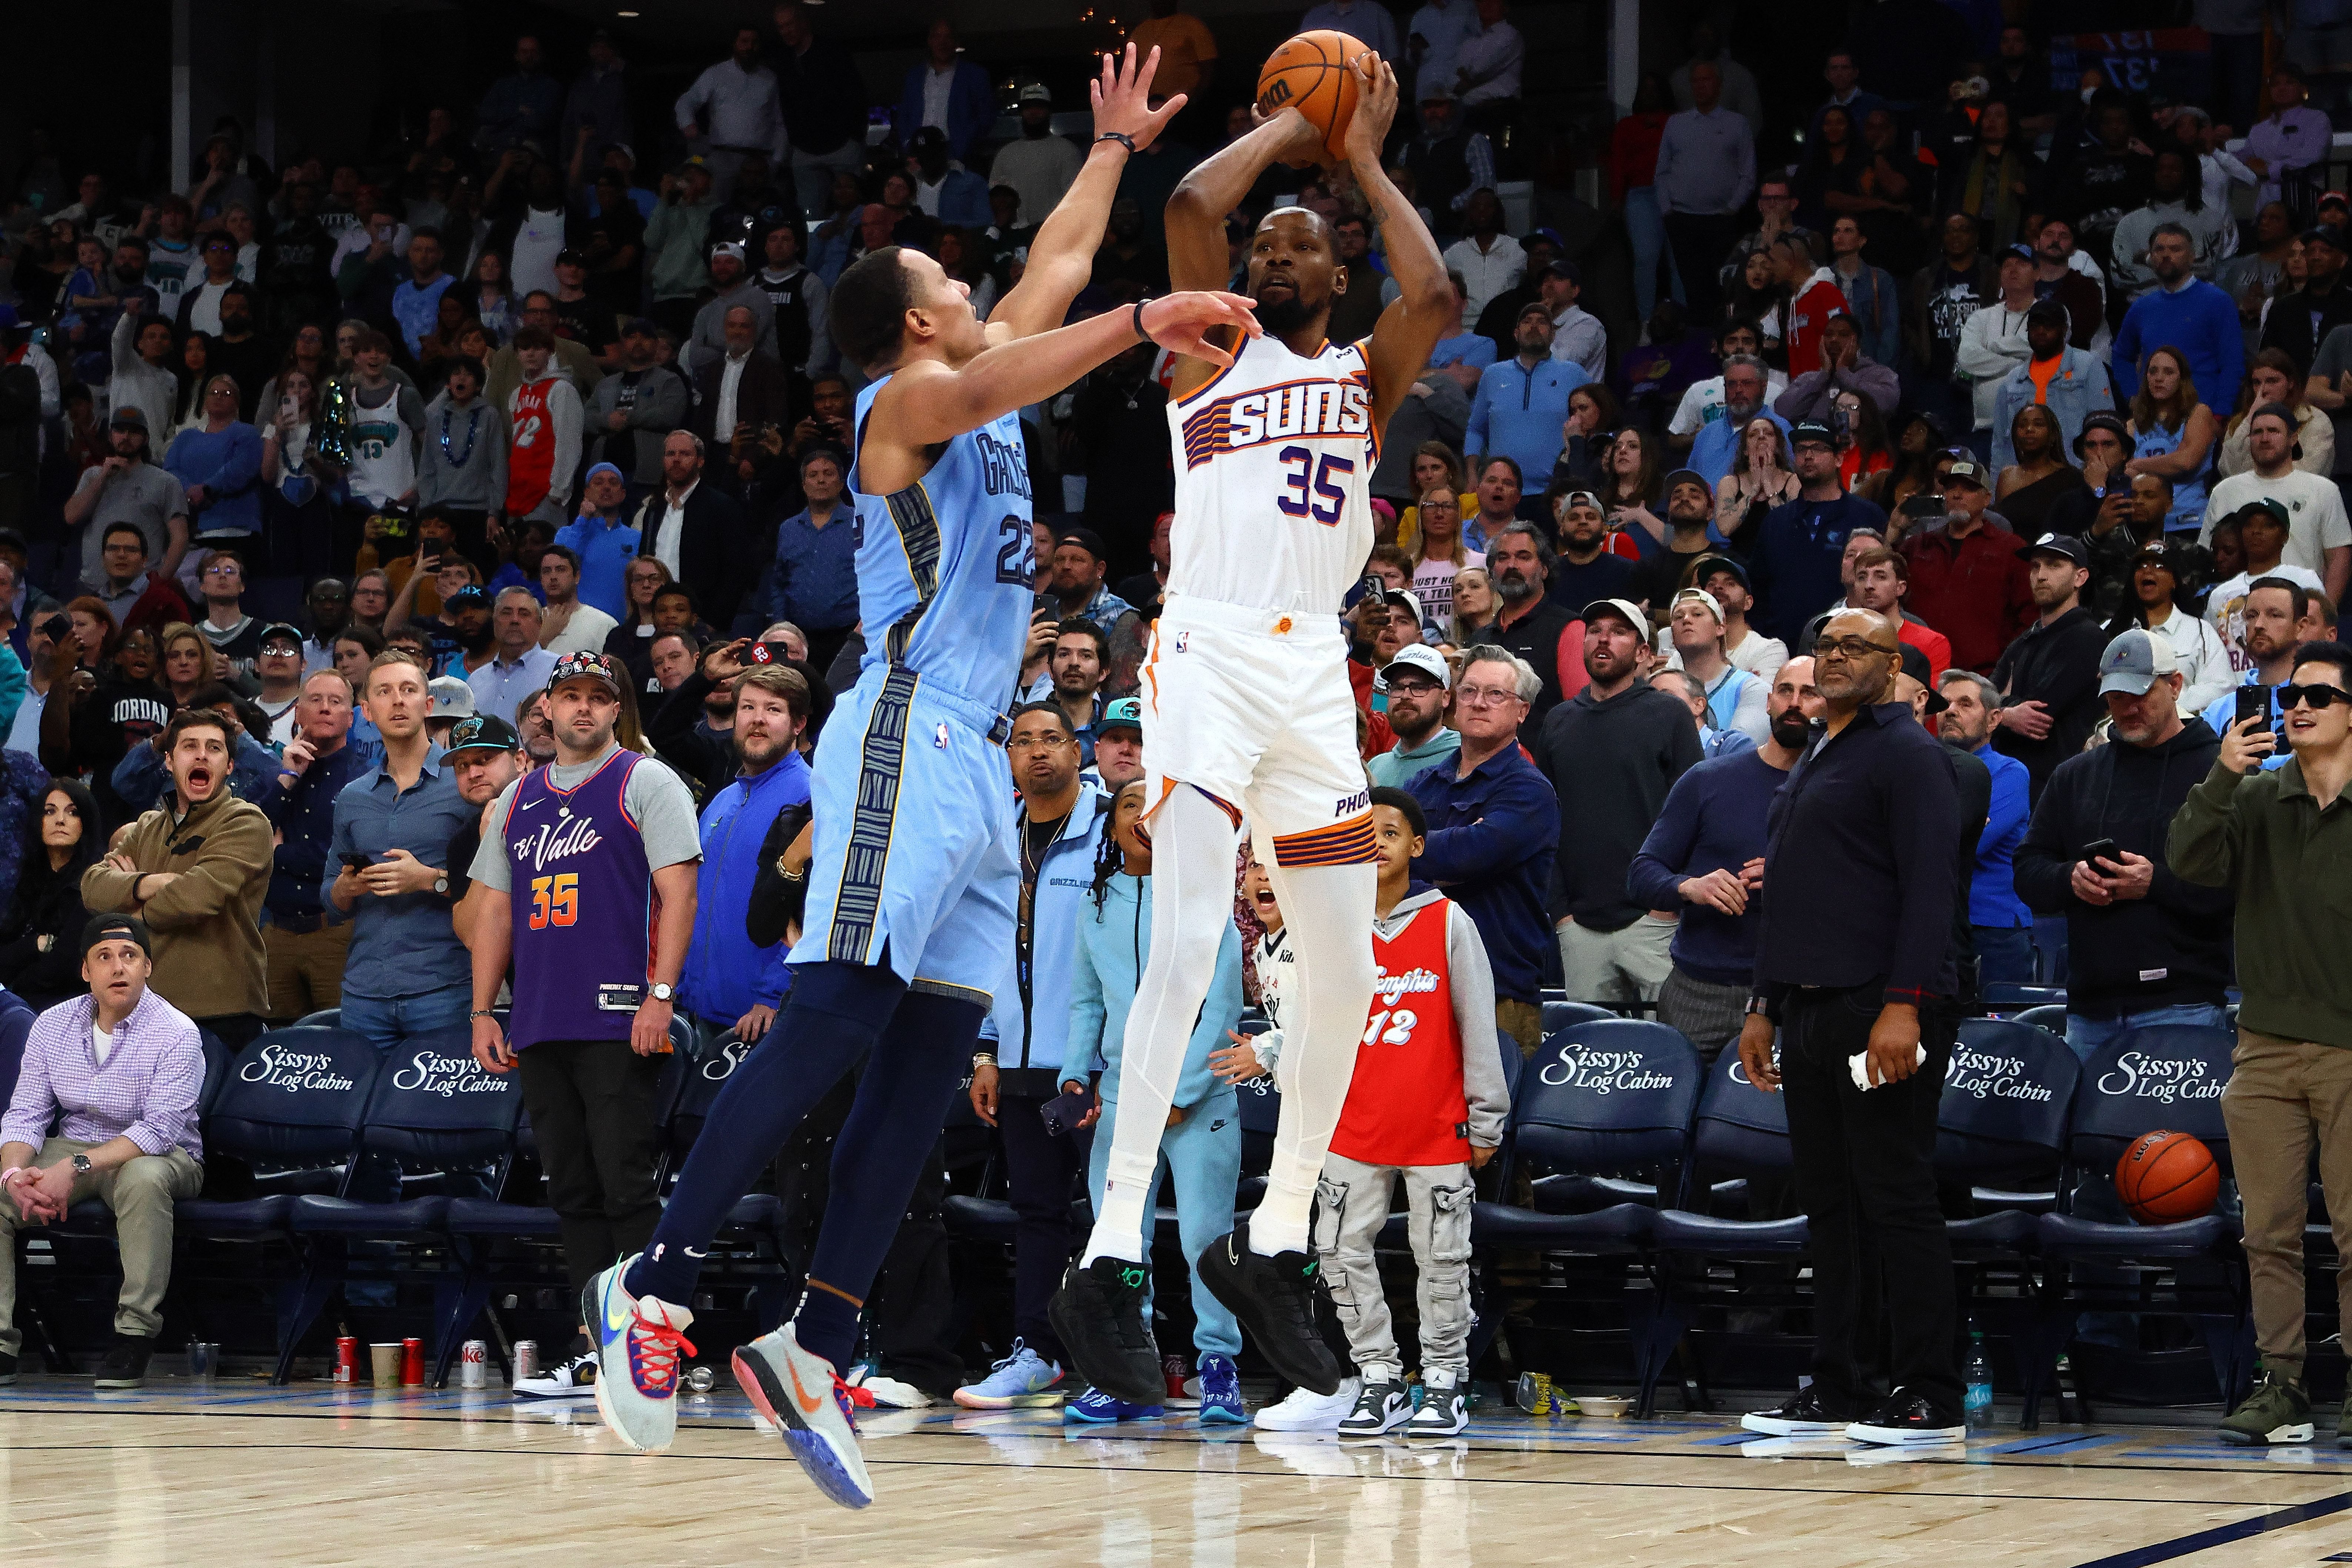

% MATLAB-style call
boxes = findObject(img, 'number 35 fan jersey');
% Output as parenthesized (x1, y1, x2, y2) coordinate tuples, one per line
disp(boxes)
(1167, 332, 1378, 615)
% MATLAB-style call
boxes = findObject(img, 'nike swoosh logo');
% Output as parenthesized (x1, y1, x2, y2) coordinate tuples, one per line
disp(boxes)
(517, 797, 545, 812)
(784, 1352, 826, 1415)
(605, 1292, 632, 1334)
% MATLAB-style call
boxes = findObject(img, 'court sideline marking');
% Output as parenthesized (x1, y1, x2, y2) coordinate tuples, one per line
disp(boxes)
(2069, 1490, 2352, 1568)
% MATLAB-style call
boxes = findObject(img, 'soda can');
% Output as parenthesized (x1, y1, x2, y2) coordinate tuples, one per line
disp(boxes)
(401, 1337, 425, 1386)
(686, 1366, 715, 1394)
(334, 1336, 359, 1385)
(459, 1340, 488, 1389)
(1515, 1371, 1554, 1416)
(513, 1339, 539, 1382)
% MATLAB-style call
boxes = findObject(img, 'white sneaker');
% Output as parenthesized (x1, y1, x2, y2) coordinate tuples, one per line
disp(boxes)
(513, 1350, 598, 1399)
(848, 1365, 935, 1409)
(1254, 1376, 1361, 1432)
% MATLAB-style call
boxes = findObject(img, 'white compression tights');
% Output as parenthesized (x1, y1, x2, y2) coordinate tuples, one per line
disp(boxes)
(1082, 785, 1378, 1263)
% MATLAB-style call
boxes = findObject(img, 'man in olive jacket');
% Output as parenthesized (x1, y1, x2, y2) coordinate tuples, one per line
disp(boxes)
(2169, 638, 2352, 1449)
(81, 708, 272, 1049)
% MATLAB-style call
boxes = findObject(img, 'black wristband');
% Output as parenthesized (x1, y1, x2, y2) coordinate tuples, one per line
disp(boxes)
(1096, 131, 1137, 153)
(1133, 298, 1151, 342)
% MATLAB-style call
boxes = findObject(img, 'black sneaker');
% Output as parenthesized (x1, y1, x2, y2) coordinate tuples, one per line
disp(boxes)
(1740, 1386, 1852, 1435)
(1846, 1388, 1964, 1445)
(1195, 1225, 1343, 1397)
(1048, 1256, 1164, 1406)
(94, 1334, 154, 1389)
(0, 1351, 17, 1386)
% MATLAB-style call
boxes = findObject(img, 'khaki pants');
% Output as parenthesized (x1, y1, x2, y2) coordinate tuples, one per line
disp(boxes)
(1557, 914, 1675, 1007)
(265, 922, 352, 1023)
(2222, 1026, 2352, 1380)
(1495, 998, 1543, 1060)
(0, 1136, 204, 1356)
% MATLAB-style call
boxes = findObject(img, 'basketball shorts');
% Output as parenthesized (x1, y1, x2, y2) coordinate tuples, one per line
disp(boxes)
(791, 663, 1019, 1005)
(1140, 595, 1376, 867)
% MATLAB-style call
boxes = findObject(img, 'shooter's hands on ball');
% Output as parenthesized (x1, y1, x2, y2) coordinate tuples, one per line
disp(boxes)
(1340, 55, 1400, 167)
(1091, 43, 1185, 153)
(1252, 104, 1330, 169)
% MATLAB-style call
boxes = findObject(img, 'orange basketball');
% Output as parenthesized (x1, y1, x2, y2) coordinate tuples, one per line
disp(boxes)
(2116, 1130, 2220, 1224)
(1257, 31, 1369, 163)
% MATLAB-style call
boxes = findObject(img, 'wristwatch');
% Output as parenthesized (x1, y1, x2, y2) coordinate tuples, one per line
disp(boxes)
(434, 875, 450, 895)
(71, 1153, 93, 1175)
(649, 983, 675, 1003)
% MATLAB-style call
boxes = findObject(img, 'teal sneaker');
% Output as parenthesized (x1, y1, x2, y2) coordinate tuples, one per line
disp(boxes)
(584, 1255, 696, 1453)
(2220, 1369, 2313, 1447)
(953, 1338, 1065, 1409)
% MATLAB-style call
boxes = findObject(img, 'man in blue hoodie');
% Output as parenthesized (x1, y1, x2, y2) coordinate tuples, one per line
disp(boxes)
(676, 663, 811, 1042)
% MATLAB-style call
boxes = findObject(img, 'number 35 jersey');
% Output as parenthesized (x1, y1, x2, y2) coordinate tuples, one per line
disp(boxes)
(847, 374, 1035, 712)
(1166, 332, 1377, 615)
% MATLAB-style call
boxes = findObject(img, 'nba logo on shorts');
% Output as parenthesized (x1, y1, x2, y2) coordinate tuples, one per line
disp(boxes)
(1174, 631, 1190, 653)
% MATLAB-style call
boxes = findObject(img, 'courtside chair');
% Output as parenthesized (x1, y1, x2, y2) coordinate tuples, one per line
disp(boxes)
(2012, 1004, 2069, 1038)
(1935, 1017, 2081, 1427)
(168, 1027, 384, 1379)
(286, 1025, 525, 1383)
(2029, 1024, 2245, 1425)
(1470, 1018, 1703, 1415)
(1982, 982, 2068, 1018)
(662, 1030, 800, 1332)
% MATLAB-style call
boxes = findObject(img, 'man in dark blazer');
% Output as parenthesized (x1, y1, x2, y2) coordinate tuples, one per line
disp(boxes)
(688, 304, 796, 501)
(633, 429, 756, 631)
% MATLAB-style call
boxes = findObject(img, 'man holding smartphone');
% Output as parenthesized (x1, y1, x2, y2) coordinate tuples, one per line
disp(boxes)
(2199, 576, 2331, 774)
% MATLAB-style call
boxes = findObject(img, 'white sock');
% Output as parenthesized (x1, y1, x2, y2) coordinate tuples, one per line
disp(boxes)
(1080, 785, 1240, 1269)
(1248, 859, 1377, 1258)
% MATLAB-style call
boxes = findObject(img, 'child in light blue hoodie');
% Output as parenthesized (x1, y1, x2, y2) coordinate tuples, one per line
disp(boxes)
(1060, 779, 1247, 1425)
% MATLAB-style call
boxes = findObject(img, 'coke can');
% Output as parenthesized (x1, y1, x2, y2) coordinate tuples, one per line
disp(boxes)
(513, 1339, 539, 1382)
(401, 1337, 424, 1386)
(334, 1336, 359, 1385)
(459, 1340, 488, 1389)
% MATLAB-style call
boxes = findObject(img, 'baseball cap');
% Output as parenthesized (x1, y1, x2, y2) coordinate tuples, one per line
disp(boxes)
(427, 675, 476, 720)
(1662, 467, 1711, 499)
(1943, 458, 1990, 490)
(1515, 299, 1554, 324)
(1557, 488, 1605, 511)
(2074, 411, 2130, 456)
(1380, 586, 1426, 625)
(1542, 259, 1581, 286)
(1017, 81, 1052, 106)
(2236, 496, 2292, 530)
(1381, 644, 1451, 691)
(1999, 242, 2037, 265)
(1583, 597, 1650, 638)
(444, 584, 489, 611)
(547, 648, 623, 697)
(1689, 553, 1748, 589)
(1897, 642, 1950, 711)
(1669, 587, 1725, 625)
(2326, 190, 2350, 209)
(2303, 224, 2348, 252)
(621, 317, 661, 339)
(1055, 527, 1110, 563)
(1097, 696, 1143, 736)
(2097, 626, 2180, 696)
(910, 126, 950, 154)
(554, 247, 586, 269)
(2017, 530, 2089, 565)
(2025, 298, 2071, 330)
(256, 622, 304, 653)
(1519, 227, 1563, 252)
(1789, 420, 1835, 448)
(82, 912, 151, 961)
(444, 713, 523, 755)
(109, 405, 149, 431)
(709, 239, 746, 263)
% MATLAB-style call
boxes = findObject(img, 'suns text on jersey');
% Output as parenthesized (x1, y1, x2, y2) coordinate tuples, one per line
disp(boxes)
(1182, 378, 1371, 467)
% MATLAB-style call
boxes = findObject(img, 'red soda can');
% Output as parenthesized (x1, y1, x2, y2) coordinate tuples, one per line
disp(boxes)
(335, 1336, 359, 1384)
(401, 1337, 424, 1386)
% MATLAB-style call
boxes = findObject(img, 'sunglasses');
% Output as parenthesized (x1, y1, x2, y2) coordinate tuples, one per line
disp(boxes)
(2279, 683, 2352, 710)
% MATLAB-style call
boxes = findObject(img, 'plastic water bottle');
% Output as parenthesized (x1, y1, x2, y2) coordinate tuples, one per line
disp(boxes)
(1963, 1328, 1994, 1434)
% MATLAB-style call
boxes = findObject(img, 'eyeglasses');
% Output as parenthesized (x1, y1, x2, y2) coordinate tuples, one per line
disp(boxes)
(1812, 635, 1896, 662)
(1007, 732, 1072, 750)
(1455, 683, 1520, 707)
(1386, 677, 1443, 697)
(2279, 683, 2352, 710)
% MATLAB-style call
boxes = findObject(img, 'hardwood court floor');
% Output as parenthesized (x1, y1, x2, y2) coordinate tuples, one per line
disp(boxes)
(5, 1376, 2352, 1567)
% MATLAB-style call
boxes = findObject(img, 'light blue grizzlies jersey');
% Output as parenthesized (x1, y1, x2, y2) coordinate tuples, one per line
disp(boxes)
(849, 376, 1035, 710)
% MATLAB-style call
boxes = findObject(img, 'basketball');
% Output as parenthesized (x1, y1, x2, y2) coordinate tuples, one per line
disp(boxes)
(1256, 30, 1369, 163)
(2116, 1130, 2221, 1224)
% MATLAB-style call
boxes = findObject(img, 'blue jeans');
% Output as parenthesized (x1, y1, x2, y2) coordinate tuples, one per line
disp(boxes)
(1973, 925, 2035, 986)
(2062, 1002, 2232, 1065)
(341, 982, 474, 1052)
(1087, 1088, 1244, 1359)
(1623, 185, 1683, 323)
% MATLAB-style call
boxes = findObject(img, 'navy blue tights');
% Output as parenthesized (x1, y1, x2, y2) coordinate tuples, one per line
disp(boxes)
(625, 961, 981, 1371)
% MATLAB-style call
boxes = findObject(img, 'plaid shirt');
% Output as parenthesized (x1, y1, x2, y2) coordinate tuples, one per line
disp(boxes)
(0, 989, 204, 1162)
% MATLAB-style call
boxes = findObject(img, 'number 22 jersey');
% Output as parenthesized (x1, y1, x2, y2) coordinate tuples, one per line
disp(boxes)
(1166, 332, 1377, 616)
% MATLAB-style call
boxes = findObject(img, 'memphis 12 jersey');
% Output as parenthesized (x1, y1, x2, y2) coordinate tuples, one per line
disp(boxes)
(1166, 332, 1377, 615)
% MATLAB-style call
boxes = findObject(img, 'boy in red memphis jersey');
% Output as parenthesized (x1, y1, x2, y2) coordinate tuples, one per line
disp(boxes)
(1213, 786, 1507, 1439)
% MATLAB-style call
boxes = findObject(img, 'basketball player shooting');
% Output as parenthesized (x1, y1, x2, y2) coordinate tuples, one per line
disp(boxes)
(576, 46, 1258, 1508)
(1050, 54, 1452, 1405)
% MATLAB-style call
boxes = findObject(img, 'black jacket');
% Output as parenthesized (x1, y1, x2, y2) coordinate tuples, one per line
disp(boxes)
(0, 857, 90, 1010)
(1489, 597, 1581, 735)
(2260, 277, 2352, 375)
(631, 483, 756, 632)
(1991, 604, 2108, 802)
(1534, 682, 1703, 930)
(2013, 716, 2232, 1015)
(1942, 739, 1993, 1001)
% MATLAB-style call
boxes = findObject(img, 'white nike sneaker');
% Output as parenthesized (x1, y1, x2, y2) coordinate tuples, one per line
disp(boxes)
(734, 1321, 874, 1509)
(1255, 1376, 1361, 1432)
(584, 1255, 696, 1453)
(513, 1350, 597, 1399)
(847, 1361, 936, 1409)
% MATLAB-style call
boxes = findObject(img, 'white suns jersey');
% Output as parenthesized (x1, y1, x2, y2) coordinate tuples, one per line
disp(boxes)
(1165, 332, 1378, 615)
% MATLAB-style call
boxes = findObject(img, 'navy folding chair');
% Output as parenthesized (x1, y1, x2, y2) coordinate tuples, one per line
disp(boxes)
(2012, 1004, 2069, 1038)
(293, 1008, 341, 1029)
(663, 1032, 799, 1328)
(1542, 999, 1618, 1037)
(1470, 1019, 1703, 1413)
(1983, 983, 2067, 1018)
(168, 1028, 384, 1378)
(2031, 1024, 2243, 1422)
